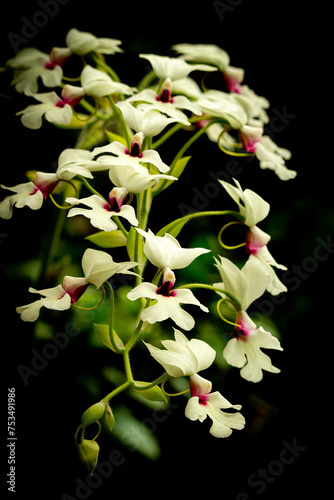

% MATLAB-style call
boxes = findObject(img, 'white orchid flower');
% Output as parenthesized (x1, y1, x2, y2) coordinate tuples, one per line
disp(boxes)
(80, 65, 135, 98)
(0, 172, 59, 219)
(238, 121, 296, 180)
(16, 284, 72, 322)
(93, 132, 170, 173)
(65, 28, 123, 56)
(136, 228, 210, 270)
(214, 256, 283, 382)
(16, 275, 89, 322)
(127, 78, 201, 125)
(223, 66, 270, 123)
(143, 329, 216, 377)
(56, 149, 108, 181)
(194, 89, 248, 129)
(116, 101, 180, 137)
(171, 76, 203, 100)
(81, 248, 139, 289)
(233, 87, 270, 123)
(127, 268, 208, 331)
(172, 43, 230, 72)
(255, 136, 296, 180)
(185, 374, 245, 438)
(66, 188, 138, 232)
(214, 256, 269, 311)
(219, 177, 270, 227)
(7, 46, 71, 95)
(220, 178, 287, 294)
(140, 53, 217, 81)
(248, 248, 287, 295)
(16, 248, 139, 321)
(16, 84, 84, 129)
(223, 311, 283, 383)
(107, 163, 176, 194)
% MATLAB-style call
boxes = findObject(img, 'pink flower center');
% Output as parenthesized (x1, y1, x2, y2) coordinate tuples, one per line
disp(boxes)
(189, 380, 209, 405)
(125, 142, 143, 158)
(44, 58, 58, 70)
(103, 199, 121, 213)
(55, 98, 66, 108)
(156, 280, 176, 297)
(156, 88, 174, 103)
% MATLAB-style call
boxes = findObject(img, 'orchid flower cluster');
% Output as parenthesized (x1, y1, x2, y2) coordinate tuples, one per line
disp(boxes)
(2, 29, 296, 473)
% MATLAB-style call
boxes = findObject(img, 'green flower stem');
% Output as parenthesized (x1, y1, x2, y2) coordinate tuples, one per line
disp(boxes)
(137, 69, 157, 92)
(107, 96, 131, 148)
(132, 373, 169, 391)
(124, 350, 134, 384)
(155, 118, 227, 195)
(151, 115, 220, 150)
(91, 54, 121, 82)
(104, 281, 124, 354)
(170, 119, 224, 170)
(175, 283, 241, 311)
(78, 98, 111, 121)
(151, 123, 184, 150)
(100, 380, 132, 404)
(113, 217, 128, 237)
(157, 210, 245, 237)
(76, 175, 107, 199)
(124, 317, 144, 353)
(38, 189, 68, 286)
(133, 187, 152, 282)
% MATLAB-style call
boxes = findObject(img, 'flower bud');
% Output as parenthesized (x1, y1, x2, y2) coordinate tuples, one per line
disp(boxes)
(81, 401, 106, 428)
(77, 439, 99, 475)
(102, 404, 115, 434)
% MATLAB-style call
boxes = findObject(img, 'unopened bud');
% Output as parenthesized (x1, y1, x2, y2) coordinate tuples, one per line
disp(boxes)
(77, 439, 99, 475)
(81, 401, 106, 428)
(102, 404, 115, 434)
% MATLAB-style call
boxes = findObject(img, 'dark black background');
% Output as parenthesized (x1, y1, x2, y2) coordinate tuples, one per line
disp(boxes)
(1, 1, 328, 499)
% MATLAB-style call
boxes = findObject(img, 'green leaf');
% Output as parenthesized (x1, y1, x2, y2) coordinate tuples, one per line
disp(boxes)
(152, 156, 191, 194)
(85, 230, 127, 248)
(133, 382, 168, 404)
(93, 323, 124, 352)
(157, 216, 190, 238)
(105, 130, 127, 146)
(112, 405, 161, 460)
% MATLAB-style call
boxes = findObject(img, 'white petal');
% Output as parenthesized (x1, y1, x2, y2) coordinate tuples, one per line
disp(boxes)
(185, 397, 208, 422)
(16, 299, 44, 322)
(140, 54, 217, 80)
(127, 282, 158, 301)
(143, 341, 197, 377)
(81, 65, 134, 97)
(44, 104, 73, 126)
(187, 339, 216, 372)
(82, 248, 138, 288)
(241, 259, 269, 309)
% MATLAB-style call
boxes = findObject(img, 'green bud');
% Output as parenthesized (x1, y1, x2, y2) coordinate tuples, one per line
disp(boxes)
(102, 404, 115, 434)
(133, 382, 168, 403)
(81, 401, 106, 428)
(77, 439, 99, 475)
